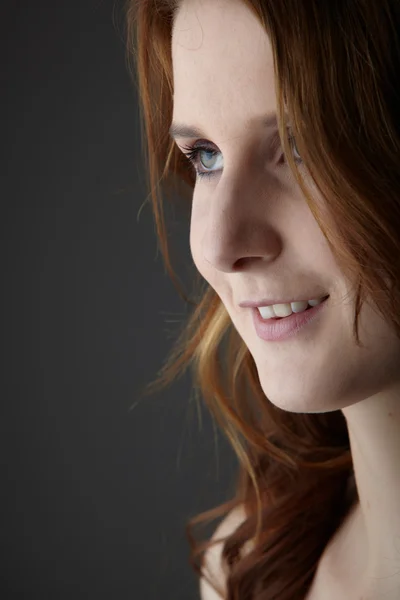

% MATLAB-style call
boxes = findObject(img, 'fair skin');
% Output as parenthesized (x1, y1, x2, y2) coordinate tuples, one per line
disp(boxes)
(171, 0, 400, 598)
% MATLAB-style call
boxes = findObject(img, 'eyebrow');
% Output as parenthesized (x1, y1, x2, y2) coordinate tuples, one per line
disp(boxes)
(168, 112, 288, 141)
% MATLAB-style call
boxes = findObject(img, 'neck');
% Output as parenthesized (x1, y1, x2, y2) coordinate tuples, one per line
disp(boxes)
(341, 391, 400, 598)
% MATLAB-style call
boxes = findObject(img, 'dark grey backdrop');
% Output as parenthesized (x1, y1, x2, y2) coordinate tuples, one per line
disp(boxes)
(2, 1, 237, 598)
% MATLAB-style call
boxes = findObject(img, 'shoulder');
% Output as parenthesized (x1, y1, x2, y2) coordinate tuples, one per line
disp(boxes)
(199, 505, 251, 600)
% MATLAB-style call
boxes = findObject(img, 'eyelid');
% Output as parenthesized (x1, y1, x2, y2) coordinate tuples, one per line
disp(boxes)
(179, 128, 301, 179)
(181, 143, 222, 179)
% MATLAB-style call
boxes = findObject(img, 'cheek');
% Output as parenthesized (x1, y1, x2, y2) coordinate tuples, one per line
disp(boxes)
(189, 206, 225, 296)
(189, 203, 207, 276)
(189, 218, 207, 279)
(189, 225, 201, 272)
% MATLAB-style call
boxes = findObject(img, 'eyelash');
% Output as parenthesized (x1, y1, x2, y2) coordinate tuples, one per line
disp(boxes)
(181, 133, 302, 180)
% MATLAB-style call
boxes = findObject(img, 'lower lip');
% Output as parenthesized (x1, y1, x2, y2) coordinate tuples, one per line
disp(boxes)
(252, 296, 329, 342)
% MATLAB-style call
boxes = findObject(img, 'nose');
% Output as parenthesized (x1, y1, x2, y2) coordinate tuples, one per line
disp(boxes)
(201, 176, 280, 273)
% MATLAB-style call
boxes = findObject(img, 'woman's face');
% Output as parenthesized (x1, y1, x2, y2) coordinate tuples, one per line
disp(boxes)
(171, 0, 400, 413)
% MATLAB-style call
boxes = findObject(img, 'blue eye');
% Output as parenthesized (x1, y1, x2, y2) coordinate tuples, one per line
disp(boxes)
(181, 132, 302, 180)
(287, 133, 302, 163)
(181, 144, 222, 179)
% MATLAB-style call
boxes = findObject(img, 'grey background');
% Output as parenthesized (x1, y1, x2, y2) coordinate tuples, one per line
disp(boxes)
(2, 1, 236, 598)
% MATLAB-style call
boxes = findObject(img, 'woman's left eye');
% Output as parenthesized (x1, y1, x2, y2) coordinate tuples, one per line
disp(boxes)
(287, 134, 302, 163)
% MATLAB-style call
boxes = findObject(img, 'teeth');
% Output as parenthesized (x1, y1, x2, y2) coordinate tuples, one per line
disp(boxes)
(258, 297, 326, 320)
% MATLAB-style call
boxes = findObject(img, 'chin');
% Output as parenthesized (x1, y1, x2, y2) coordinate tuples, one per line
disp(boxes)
(258, 376, 335, 415)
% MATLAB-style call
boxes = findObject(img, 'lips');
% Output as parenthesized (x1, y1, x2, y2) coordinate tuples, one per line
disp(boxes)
(252, 295, 329, 342)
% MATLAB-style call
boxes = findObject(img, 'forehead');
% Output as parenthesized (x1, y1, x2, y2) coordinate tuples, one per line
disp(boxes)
(171, 0, 276, 139)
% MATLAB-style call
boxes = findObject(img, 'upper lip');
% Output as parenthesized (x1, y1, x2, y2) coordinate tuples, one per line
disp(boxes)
(239, 294, 329, 308)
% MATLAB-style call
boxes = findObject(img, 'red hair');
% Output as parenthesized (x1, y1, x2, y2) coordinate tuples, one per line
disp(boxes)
(124, 1, 400, 597)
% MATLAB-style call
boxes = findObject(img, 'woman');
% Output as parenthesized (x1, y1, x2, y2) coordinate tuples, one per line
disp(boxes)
(125, 1, 400, 598)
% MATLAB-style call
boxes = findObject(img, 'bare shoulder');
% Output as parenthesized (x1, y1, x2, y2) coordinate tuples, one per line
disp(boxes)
(199, 505, 250, 600)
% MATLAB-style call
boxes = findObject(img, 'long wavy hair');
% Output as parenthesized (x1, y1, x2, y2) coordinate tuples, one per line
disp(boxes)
(124, 1, 400, 598)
